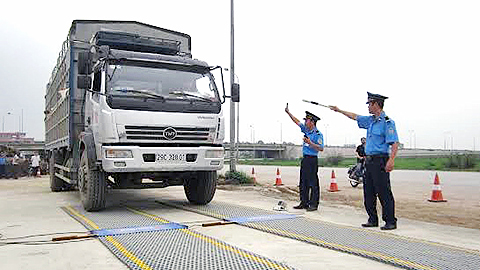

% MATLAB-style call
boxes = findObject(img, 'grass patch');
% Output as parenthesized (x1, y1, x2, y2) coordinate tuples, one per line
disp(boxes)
(223, 170, 255, 184)
(240, 159, 301, 166)
(393, 157, 445, 170)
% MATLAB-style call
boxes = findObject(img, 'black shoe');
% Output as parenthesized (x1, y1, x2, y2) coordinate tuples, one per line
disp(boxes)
(361, 222, 378, 227)
(306, 206, 318, 212)
(293, 204, 307, 209)
(381, 223, 397, 230)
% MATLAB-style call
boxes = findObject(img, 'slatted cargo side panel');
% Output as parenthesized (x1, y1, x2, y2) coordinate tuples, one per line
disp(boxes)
(44, 37, 71, 150)
(44, 40, 89, 151)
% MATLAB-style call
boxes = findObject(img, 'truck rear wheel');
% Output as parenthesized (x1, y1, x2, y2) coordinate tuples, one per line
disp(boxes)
(184, 171, 217, 205)
(78, 150, 106, 211)
(49, 151, 64, 192)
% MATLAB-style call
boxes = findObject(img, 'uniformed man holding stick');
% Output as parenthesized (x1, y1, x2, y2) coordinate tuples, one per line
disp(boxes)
(329, 92, 399, 230)
(285, 103, 324, 211)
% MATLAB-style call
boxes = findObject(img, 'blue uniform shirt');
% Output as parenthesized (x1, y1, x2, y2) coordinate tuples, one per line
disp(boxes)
(357, 111, 399, 155)
(299, 123, 323, 156)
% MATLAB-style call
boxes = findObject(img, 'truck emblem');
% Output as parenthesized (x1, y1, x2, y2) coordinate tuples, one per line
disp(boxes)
(163, 127, 177, 140)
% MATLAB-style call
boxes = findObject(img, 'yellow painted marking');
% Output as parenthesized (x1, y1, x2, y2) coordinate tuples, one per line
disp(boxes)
(167, 204, 480, 261)
(65, 206, 153, 270)
(126, 206, 289, 270)
(125, 206, 170, 224)
(311, 220, 480, 256)
(248, 223, 438, 270)
(181, 229, 289, 270)
(105, 236, 153, 270)
(65, 206, 100, 230)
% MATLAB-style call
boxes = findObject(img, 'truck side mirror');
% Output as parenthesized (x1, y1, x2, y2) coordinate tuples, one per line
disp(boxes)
(77, 75, 92, 89)
(232, 83, 240, 102)
(78, 51, 92, 75)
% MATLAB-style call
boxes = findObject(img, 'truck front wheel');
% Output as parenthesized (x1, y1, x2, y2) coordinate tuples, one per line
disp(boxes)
(78, 150, 106, 211)
(183, 171, 217, 205)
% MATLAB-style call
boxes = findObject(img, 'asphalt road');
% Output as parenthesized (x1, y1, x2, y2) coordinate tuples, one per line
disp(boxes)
(225, 165, 480, 206)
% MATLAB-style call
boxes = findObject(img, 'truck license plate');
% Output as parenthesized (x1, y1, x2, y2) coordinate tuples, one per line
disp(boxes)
(156, 153, 186, 162)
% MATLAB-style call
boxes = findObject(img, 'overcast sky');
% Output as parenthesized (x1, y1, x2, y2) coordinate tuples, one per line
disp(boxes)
(1, 1, 479, 150)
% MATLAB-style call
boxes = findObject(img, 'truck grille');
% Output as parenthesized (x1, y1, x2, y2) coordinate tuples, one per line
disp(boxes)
(125, 125, 210, 142)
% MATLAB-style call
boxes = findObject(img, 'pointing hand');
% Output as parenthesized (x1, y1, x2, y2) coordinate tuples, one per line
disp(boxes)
(329, 105, 340, 112)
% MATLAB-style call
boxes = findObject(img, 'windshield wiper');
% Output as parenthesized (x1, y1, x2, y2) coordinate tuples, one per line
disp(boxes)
(169, 91, 214, 102)
(108, 65, 118, 81)
(110, 89, 164, 100)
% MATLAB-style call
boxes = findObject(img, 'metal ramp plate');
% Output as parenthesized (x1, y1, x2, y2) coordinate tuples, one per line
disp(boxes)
(156, 199, 480, 270)
(62, 203, 295, 270)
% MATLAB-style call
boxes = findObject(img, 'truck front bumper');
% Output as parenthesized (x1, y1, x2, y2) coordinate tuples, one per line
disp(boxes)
(101, 146, 224, 173)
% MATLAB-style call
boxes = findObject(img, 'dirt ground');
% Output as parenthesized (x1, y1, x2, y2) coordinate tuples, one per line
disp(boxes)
(218, 183, 480, 230)
(320, 186, 480, 230)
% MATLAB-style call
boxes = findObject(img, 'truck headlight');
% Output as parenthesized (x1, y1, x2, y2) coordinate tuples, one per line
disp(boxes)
(105, 149, 133, 159)
(205, 149, 224, 158)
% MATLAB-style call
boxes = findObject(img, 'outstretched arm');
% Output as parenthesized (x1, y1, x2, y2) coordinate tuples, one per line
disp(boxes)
(285, 103, 300, 125)
(329, 106, 358, 120)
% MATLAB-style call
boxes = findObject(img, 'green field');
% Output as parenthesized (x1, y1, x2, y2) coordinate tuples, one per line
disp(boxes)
(238, 155, 480, 172)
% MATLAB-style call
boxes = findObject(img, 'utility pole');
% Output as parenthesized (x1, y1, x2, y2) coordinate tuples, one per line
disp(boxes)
(236, 102, 240, 162)
(229, 0, 236, 172)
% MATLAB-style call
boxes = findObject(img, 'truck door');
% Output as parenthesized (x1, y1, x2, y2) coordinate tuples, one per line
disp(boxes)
(86, 70, 102, 142)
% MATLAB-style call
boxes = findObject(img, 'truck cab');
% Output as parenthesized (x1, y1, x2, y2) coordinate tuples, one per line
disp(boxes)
(46, 21, 233, 211)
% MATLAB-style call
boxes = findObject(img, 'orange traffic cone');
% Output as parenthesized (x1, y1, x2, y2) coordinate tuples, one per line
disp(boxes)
(251, 167, 257, 185)
(428, 173, 447, 202)
(327, 169, 339, 192)
(274, 168, 283, 186)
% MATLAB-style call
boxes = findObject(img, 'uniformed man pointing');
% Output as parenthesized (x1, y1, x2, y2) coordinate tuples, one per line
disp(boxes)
(330, 92, 399, 230)
(285, 104, 324, 211)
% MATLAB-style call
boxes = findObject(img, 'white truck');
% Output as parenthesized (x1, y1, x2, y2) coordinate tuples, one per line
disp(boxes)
(45, 20, 238, 211)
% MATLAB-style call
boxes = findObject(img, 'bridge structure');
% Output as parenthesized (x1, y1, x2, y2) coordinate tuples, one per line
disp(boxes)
(0, 141, 45, 154)
(224, 143, 480, 160)
(3, 141, 477, 160)
(223, 143, 292, 159)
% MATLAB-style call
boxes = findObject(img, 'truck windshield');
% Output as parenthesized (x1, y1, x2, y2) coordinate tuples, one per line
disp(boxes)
(107, 64, 219, 103)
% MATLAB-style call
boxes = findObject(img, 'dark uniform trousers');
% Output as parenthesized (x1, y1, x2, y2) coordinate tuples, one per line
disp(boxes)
(299, 155, 319, 207)
(364, 156, 397, 225)
(0, 164, 5, 178)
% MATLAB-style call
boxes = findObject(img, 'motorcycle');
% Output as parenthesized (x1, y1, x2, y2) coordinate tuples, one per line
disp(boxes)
(347, 160, 365, 187)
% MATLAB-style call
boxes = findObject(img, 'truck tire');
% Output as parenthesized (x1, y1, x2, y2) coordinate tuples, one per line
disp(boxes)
(49, 151, 64, 192)
(184, 171, 217, 205)
(78, 150, 106, 211)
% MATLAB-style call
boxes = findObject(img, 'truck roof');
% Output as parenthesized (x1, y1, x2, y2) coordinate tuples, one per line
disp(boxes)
(70, 20, 192, 56)
(109, 49, 210, 69)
